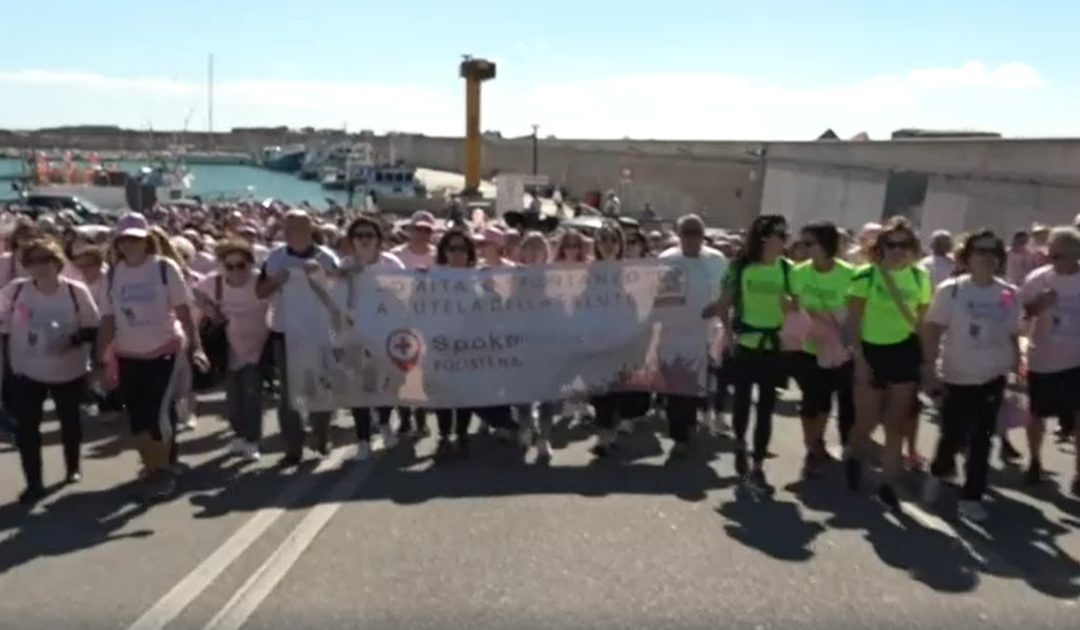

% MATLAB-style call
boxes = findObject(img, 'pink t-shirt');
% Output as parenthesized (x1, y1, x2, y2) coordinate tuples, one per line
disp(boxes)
(100, 257, 191, 358)
(0, 252, 27, 290)
(0, 278, 100, 383)
(390, 243, 435, 270)
(1019, 266, 1080, 374)
(195, 272, 269, 369)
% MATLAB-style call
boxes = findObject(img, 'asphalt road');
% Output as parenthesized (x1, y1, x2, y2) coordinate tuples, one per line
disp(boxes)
(1, 388, 1078, 629)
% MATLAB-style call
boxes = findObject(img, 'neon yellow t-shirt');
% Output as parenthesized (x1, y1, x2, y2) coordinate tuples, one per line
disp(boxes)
(791, 259, 855, 354)
(848, 264, 932, 345)
(724, 258, 790, 349)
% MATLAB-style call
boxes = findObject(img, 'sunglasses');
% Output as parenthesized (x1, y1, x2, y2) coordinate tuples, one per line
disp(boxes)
(769, 230, 789, 240)
(25, 255, 57, 266)
(224, 261, 250, 271)
(883, 239, 915, 250)
(446, 245, 468, 253)
(351, 232, 378, 241)
(799, 239, 819, 248)
(969, 245, 999, 256)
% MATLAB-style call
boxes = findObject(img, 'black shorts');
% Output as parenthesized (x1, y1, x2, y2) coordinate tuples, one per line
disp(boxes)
(861, 335, 922, 390)
(117, 354, 182, 441)
(1028, 366, 1080, 419)
(792, 352, 854, 417)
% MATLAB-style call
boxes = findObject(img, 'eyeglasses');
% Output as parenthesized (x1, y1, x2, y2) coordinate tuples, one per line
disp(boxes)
(351, 232, 378, 241)
(446, 245, 468, 253)
(224, 261, 250, 271)
(883, 239, 915, 250)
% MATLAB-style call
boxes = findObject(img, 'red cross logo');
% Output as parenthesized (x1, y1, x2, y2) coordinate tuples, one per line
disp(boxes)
(386, 329, 423, 372)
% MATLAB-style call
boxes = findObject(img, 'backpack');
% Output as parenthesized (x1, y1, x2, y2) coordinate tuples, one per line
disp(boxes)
(730, 258, 793, 351)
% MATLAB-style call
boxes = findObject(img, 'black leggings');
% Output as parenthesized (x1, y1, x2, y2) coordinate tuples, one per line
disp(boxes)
(351, 407, 393, 442)
(117, 354, 180, 441)
(590, 394, 620, 431)
(13, 375, 85, 488)
(730, 347, 784, 462)
(436, 408, 475, 439)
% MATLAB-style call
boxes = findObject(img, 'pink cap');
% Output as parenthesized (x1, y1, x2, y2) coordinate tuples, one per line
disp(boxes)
(476, 226, 506, 247)
(115, 212, 150, 239)
(410, 210, 436, 229)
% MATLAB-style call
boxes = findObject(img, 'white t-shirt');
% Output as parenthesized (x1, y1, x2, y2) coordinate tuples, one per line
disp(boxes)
(659, 245, 729, 310)
(101, 257, 191, 357)
(1019, 265, 1080, 374)
(390, 243, 435, 270)
(925, 276, 1020, 385)
(921, 254, 956, 289)
(261, 244, 340, 332)
(0, 278, 100, 383)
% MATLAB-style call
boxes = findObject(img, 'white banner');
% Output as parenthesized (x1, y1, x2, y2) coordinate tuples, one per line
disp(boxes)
(283, 260, 710, 411)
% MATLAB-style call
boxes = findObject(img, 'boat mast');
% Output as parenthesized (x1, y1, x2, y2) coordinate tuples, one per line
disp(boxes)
(207, 53, 215, 149)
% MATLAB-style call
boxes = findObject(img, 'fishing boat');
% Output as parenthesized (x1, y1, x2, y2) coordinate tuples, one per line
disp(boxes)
(357, 163, 426, 201)
(15, 153, 191, 212)
(320, 167, 348, 190)
(260, 144, 306, 173)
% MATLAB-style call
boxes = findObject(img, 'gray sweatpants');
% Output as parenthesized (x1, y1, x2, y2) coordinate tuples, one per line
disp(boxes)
(271, 335, 331, 457)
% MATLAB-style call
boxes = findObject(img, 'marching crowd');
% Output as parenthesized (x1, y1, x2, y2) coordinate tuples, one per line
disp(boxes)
(2, 199, 1080, 526)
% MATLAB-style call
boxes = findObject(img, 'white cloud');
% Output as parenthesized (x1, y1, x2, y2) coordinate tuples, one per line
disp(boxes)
(0, 61, 1053, 139)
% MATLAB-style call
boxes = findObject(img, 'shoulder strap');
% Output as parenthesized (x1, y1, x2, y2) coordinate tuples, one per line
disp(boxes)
(215, 273, 223, 302)
(106, 266, 116, 305)
(781, 258, 792, 295)
(8, 280, 27, 321)
(731, 262, 747, 327)
(878, 265, 920, 331)
(67, 282, 80, 315)
(158, 258, 168, 285)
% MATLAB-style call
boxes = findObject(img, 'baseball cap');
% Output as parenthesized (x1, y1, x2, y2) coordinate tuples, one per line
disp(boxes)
(410, 210, 436, 229)
(476, 226, 506, 247)
(115, 212, 150, 239)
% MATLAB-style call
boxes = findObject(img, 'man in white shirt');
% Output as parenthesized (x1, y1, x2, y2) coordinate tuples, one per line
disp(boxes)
(391, 211, 437, 270)
(921, 230, 956, 288)
(659, 214, 728, 455)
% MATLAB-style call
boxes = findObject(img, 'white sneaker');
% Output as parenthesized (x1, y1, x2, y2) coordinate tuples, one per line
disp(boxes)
(81, 403, 99, 420)
(241, 442, 262, 462)
(617, 419, 634, 435)
(355, 441, 372, 461)
(380, 424, 398, 450)
(518, 426, 534, 447)
(180, 416, 198, 432)
(922, 476, 942, 504)
(958, 499, 989, 523)
(228, 438, 247, 456)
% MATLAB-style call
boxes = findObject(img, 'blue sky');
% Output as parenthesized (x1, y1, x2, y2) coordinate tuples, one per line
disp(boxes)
(2, 0, 1078, 139)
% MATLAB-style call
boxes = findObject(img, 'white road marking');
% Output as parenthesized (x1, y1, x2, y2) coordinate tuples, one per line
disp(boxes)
(125, 447, 352, 630)
(202, 458, 374, 630)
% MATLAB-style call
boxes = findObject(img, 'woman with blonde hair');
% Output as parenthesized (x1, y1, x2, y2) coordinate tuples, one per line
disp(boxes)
(844, 216, 932, 511)
(515, 232, 557, 462)
(1, 238, 99, 504)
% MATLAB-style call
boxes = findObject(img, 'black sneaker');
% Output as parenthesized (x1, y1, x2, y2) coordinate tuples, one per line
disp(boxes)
(65, 470, 82, 484)
(999, 438, 1022, 463)
(279, 452, 302, 468)
(734, 448, 749, 478)
(1024, 460, 1043, 486)
(749, 468, 775, 496)
(18, 485, 45, 506)
(455, 437, 470, 458)
(877, 483, 901, 512)
(589, 443, 611, 458)
(801, 453, 821, 480)
(844, 457, 862, 491)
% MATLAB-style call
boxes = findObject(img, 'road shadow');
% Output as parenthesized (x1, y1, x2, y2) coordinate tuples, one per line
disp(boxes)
(716, 489, 825, 562)
(0, 481, 153, 575)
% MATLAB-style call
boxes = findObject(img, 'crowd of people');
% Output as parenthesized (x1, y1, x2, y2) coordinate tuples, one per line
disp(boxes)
(1, 199, 1079, 526)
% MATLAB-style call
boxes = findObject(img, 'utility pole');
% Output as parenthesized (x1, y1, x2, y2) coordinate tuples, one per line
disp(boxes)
(531, 124, 539, 175)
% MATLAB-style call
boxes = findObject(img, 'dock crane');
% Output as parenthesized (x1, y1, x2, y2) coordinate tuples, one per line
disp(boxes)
(459, 56, 496, 197)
